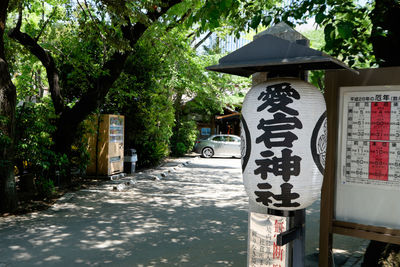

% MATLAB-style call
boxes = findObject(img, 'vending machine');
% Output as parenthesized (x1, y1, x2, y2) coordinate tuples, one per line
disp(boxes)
(86, 114, 124, 176)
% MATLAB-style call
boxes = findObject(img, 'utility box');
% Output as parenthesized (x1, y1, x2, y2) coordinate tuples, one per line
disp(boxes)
(86, 114, 124, 176)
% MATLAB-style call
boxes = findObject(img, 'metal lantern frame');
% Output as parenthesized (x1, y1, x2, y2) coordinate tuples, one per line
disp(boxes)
(206, 34, 355, 77)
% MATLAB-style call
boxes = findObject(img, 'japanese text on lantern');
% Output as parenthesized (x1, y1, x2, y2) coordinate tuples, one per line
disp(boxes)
(342, 91, 400, 188)
(254, 83, 302, 207)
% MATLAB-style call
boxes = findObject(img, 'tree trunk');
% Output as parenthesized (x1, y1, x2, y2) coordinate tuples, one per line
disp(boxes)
(173, 91, 183, 128)
(52, 52, 130, 158)
(0, 0, 17, 213)
(170, 91, 183, 155)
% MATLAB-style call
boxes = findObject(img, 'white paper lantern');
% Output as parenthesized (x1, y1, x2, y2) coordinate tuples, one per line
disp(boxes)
(241, 78, 327, 211)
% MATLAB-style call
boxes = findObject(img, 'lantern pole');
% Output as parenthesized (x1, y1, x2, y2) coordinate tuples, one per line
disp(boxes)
(276, 209, 306, 266)
(293, 209, 305, 265)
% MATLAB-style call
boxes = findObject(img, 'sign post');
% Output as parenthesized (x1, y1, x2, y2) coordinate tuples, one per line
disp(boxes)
(206, 23, 353, 266)
(248, 212, 290, 266)
(320, 67, 400, 266)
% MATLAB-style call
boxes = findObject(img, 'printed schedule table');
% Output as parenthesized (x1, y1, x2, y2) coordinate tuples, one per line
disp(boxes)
(342, 91, 400, 188)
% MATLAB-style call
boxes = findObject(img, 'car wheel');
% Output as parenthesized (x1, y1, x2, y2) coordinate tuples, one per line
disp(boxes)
(202, 147, 214, 158)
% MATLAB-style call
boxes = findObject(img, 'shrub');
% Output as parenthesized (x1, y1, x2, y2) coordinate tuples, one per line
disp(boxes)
(14, 98, 89, 191)
(36, 176, 55, 198)
(174, 142, 187, 156)
(14, 99, 59, 177)
(171, 120, 198, 156)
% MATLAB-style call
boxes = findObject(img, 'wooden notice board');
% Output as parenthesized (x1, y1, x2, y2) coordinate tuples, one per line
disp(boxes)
(319, 67, 400, 266)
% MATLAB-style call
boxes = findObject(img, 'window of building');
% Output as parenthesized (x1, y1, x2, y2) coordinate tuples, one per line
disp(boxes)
(201, 127, 211, 136)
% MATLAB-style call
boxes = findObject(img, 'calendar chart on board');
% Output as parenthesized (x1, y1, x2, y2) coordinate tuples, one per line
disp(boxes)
(341, 91, 400, 189)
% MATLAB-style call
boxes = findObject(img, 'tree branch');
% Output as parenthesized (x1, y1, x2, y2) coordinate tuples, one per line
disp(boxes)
(9, 10, 64, 114)
(66, 0, 184, 124)
(165, 9, 192, 32)
(193, 31, 213, 49)
(187, 32, 195, 39)
(122, 0, 182, 47)
(14, 4, 22, 32)
(35, 7, 58, 42)
(76, 0, 87, 21)
(83, 0, 106, 40)
(68, 52, 129, 120)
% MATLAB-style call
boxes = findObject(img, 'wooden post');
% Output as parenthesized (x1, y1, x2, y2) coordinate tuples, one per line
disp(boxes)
(319, 71, 340, 266)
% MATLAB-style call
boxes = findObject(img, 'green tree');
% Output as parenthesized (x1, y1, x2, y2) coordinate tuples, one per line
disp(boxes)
(240, 0, 399, 68)
(6, 0, 182, 185)
(102, 16, 250, 162)
(369, 0, 400, 66)
(102, 45, 175, 167)
(2, 0, 279, 212)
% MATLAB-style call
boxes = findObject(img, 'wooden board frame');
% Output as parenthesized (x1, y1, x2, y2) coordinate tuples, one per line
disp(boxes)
(319, 67, 400, 266)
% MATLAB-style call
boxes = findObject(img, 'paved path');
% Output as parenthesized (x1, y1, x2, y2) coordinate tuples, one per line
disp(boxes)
(0, 157, 366, 266)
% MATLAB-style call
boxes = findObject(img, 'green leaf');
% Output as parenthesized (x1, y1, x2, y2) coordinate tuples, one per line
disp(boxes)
(324, 23, 336, 51)
(250, 14, 261, 30)
(315, 11, 326, 24)
(219, 0, 233, 10)
(324, 23, 335, 40)
(263, 15, 272, 27)
(337, 21, 353, 39)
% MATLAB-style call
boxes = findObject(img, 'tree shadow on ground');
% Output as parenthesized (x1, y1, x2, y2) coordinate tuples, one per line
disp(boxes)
(0, 158, 367, 267)
(0, 158, 248, 266)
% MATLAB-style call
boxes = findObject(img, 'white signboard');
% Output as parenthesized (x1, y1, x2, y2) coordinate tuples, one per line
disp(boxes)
(339, 89, 400, 189)
(248, 212, 289, 267)
(336, 85, 400, 228)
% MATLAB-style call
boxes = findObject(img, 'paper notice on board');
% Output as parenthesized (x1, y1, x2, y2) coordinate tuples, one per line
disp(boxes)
(248, 212, 289, 267)
(341, 91, 400, 189)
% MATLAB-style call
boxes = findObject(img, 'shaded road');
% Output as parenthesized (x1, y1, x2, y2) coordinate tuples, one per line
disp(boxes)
(0, 157, 366, 266)
(0, 158, 248, 266)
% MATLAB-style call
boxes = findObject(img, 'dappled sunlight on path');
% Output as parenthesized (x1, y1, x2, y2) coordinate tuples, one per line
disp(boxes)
(0, 157, 367, 266)
(0, 158, 248, 266)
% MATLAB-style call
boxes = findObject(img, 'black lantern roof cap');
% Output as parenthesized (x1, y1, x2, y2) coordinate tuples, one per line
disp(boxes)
(206, 34, 356, 77)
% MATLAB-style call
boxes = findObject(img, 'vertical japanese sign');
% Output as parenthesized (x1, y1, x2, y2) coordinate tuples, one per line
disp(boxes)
(248, 212, 289, 267)
(340, 90, 400, 188)
(241, 80, 326, 210)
